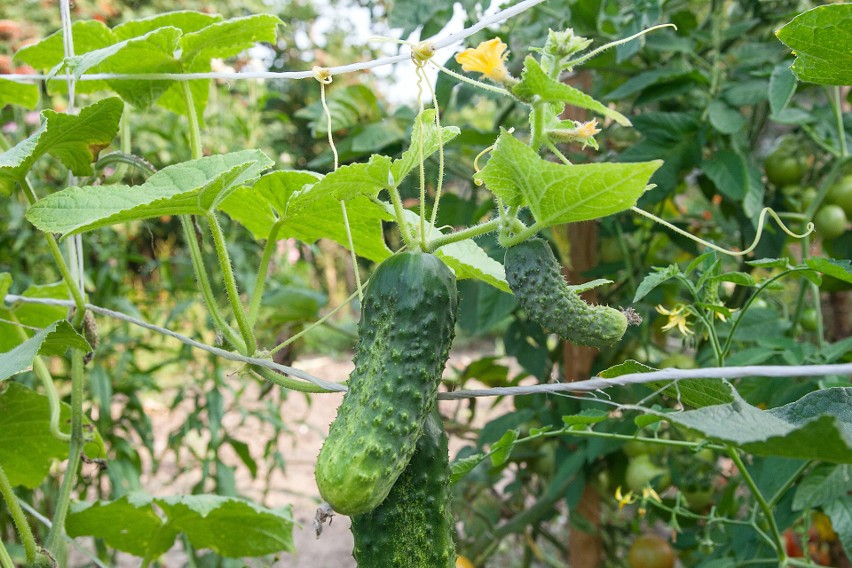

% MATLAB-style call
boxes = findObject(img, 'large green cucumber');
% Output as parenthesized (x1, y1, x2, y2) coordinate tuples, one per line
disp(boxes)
(351, 410, 455, 568)
(505, 238, 627, 348)
(315, 251, 457, 515)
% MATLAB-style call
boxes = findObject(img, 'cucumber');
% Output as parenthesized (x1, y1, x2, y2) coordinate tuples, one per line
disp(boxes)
(351, 410, 455, 568)
(315, 252, 457, 515)
(505, 238, 627, 348)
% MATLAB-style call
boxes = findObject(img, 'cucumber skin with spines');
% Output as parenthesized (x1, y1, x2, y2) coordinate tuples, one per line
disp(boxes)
(351, 410, 455, 568)
(315, 251, 458, 516)
(505, 238, 627, 349)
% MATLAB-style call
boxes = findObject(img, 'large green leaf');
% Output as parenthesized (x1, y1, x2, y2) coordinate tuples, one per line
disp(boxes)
(512, 56, 631, 126)
(112, 11, 223, 41)
(220, 170, 393, 262)
(653, 388, 852, 463)
(308, 154, 392, 202)
(0, 79, 39, 110)
(0, 321, 90, 382)
(0, 382, 105, 488)
(390, 109, 460, 185)
(26, 150, 273, 236)
(179, 14, 282, 69)
(775, 4, 852, 86)
(67, 27, 183, 109)
(600, 359, 734, 409)
(13, 20, 116, 94)
(67, 492, 295, 559)
(475, 132, 662, 227)
(0, 98, 124, 195)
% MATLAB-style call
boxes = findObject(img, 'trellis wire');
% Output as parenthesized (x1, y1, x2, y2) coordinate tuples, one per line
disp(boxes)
(0, 0, 547, 84)
(6, 294, 852, 401)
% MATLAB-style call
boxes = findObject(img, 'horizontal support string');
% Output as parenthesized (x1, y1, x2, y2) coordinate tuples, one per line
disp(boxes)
(0, 0, 546, 84)
(5, 294, 851, 401)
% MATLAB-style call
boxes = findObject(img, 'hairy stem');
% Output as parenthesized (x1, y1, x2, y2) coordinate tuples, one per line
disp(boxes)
(248, 220, 283, 327)
(206, 212, 256, 355)
(427, 218, 502, 252)
(0, 464, 38, 565)
(46, 350, 85, 555)
(19, 178, 86, 326)
(180, 217, 246, 353)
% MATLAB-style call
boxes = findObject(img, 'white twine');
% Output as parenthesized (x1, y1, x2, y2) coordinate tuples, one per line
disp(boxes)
(0, 0, 547, 84)
(6, 294, 851, 400)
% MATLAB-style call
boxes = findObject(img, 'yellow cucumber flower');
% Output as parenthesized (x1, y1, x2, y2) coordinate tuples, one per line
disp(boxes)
(456, 38, 511, 83)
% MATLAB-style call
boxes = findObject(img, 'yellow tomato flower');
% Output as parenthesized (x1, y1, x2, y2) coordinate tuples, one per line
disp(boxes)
(656, 304, 694, 336)
(615, 486, 636, 509)
(456, 38, 511, 83)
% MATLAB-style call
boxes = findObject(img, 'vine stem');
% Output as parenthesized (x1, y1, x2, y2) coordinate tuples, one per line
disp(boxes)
(426, 218, 501, 252)
(428, 61, 511, 97)
(206, 212, 257, 355)
(388, 183, 416, 247)
(178, 79, 247, 353)
(426, 69, 447, 233)
(0, 541, 12, 568)
(45, 350, 85, 556)
(18, 178, 86, 326)
(180, 218, 246, 352)
(248, 220, 283, 327)
(726, 447, 787, 563)
(832, 86, 848, 158)
(0, 464, 38, 565)
(415, 66, 428, 249)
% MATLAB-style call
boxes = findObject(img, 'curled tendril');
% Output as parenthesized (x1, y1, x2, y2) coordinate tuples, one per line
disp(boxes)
(312, 66, 333, 85)
(632, 205, 815, 257)
(411, 41, 436, 65)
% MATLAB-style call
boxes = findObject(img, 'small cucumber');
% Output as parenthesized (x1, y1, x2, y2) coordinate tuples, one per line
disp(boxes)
(315, 252, 457, 515)
(351, 410, 455, 568)
(505, 238, 627, 348)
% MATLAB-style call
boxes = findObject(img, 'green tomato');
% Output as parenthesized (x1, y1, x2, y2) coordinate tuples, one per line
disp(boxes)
(764, 150, 807, 187)
(626, 455, 670, 493)
(682, 486, 714, 511)
(800, 308, 819, 332)
(628, 535, 676, 568)
(813, 204, 848, 240)
(827, 175, 852, 218)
